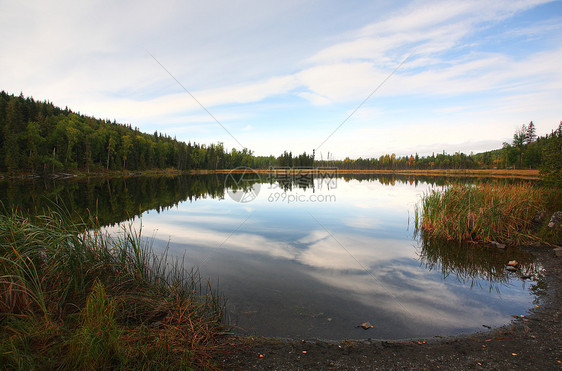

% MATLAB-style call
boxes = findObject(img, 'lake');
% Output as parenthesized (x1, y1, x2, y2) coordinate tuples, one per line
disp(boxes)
(0, 173, 543, 340)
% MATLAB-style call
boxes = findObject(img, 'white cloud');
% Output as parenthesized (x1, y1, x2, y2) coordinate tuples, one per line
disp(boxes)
(295, 0, 560, 108)
(1, 0, 560, 156)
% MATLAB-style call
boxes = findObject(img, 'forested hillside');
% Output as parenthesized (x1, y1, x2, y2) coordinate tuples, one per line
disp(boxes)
(0, 91, 559, 180)
(0, 91, 261, 173)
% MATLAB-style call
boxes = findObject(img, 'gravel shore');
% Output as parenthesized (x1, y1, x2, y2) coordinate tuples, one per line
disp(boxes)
(219, 245, 561, 370)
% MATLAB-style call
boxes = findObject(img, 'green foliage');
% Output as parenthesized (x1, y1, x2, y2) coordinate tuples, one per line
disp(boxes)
(1, 90, 558, 174)
(0, 210, 227, 369)
(69, 280, 123, 369)
(276, 150, 314, 167)
(525, 121, 537, 144)
(539, 122, 562, 188)
(317, 122, 560, 171)
(0, 91, 260, 174)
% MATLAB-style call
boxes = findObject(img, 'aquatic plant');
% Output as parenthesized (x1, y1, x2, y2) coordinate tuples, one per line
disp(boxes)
(414, 183, 558, 244)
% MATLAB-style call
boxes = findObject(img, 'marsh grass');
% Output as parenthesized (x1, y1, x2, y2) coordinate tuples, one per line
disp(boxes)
(414, 183, 560, 244)
(0, 208, 229, 369)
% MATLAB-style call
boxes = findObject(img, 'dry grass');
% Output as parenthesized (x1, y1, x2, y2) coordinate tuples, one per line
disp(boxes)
(0, 209, 230, 369)
(414, 183, 558, 244)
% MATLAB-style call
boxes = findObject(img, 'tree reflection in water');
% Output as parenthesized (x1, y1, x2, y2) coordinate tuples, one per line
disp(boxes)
(416, 233, 544, 294)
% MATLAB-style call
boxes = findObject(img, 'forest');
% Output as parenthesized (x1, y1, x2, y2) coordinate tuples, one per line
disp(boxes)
(0, 91, 271, 173)
(317, 121, 561, 172)
(0, 91, 560, 182)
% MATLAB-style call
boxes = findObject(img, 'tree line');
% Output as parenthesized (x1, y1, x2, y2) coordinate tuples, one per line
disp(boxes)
(0, 91, 320, 174)
(0, 91, 559, 183)
(0, 91, 275, 173)
(316, 121, 561, 176)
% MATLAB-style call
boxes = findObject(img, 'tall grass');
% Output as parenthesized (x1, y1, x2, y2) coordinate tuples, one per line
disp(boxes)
(0, 209, 229, 369)
(414, 183, 558, 244)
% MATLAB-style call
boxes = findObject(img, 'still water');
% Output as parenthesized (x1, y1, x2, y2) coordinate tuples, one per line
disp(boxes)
(0, 174, 543, 340)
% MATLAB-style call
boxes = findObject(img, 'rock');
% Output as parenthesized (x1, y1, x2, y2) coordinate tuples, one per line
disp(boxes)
(360, 322, 373, 330)
(506, 266, 517, 272)
(532, 210, 547, 224)
(548, 211, 562, 228)
(491, 241, 506, 249)
(507, 260, 518, 267)
(554, 247, 562, 258)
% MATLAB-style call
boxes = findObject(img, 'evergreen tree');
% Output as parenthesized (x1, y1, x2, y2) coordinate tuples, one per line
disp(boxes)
(512, 124, 527, 167)
(540, 122, 562, 187)
(3, 99, 24, 172)
(525, 121, 536, 145)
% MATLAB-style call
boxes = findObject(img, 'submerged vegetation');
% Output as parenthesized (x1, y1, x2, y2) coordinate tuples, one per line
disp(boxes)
(0, 209, 228, 369)
(415, 183, 561, 245)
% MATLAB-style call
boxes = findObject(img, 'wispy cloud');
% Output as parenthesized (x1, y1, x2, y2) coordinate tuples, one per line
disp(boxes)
(1, 0, 560, 156)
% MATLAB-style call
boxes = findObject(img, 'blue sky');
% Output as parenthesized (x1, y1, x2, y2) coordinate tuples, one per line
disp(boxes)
(1, 0, 561, 159)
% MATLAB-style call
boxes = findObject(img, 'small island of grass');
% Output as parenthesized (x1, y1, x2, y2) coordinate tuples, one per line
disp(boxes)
(415, 183, 562, 246)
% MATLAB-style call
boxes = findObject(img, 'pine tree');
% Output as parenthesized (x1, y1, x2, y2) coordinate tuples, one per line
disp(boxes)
(525, 121, 536, 145)
(3, 99, 24, 172)
(540, 122, 562, 187)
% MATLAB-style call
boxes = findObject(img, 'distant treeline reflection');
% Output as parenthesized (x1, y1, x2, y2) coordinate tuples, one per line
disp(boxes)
(0, 174, 531, 227)
(1, 175, 235, 226)
(342, 174, 532, 187)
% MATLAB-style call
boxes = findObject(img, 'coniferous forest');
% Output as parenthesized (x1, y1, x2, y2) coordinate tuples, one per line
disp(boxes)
(0, 91, 269, 173)
(0, 91, 560, 184)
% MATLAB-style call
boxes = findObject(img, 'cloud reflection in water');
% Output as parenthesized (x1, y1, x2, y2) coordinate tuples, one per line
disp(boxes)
(106, 177, 540, 339)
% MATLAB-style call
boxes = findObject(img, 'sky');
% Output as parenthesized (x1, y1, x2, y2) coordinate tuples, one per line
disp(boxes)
(1, 0, 561, 159)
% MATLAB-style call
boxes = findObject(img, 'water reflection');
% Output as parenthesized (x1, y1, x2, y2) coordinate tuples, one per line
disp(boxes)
(0, 173, 529, 225)
(416, 236, 541, 290)
(0, 174, 542, 340)
(0, 174, 252, 225)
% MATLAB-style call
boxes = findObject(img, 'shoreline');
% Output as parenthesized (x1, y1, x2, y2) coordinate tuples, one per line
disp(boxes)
(0, 168, 541, 180)
(219, 245, 561, 370)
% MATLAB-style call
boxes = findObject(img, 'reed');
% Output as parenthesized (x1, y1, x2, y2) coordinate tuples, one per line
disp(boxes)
(414, 183, 557, 244)
(0, 209, 228, 369)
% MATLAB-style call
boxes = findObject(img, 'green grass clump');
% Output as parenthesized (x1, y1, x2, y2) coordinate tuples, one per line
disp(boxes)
(415, 183, 559, 244)
(0, 209, 229, 369)
(69, 280, 123, 369)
